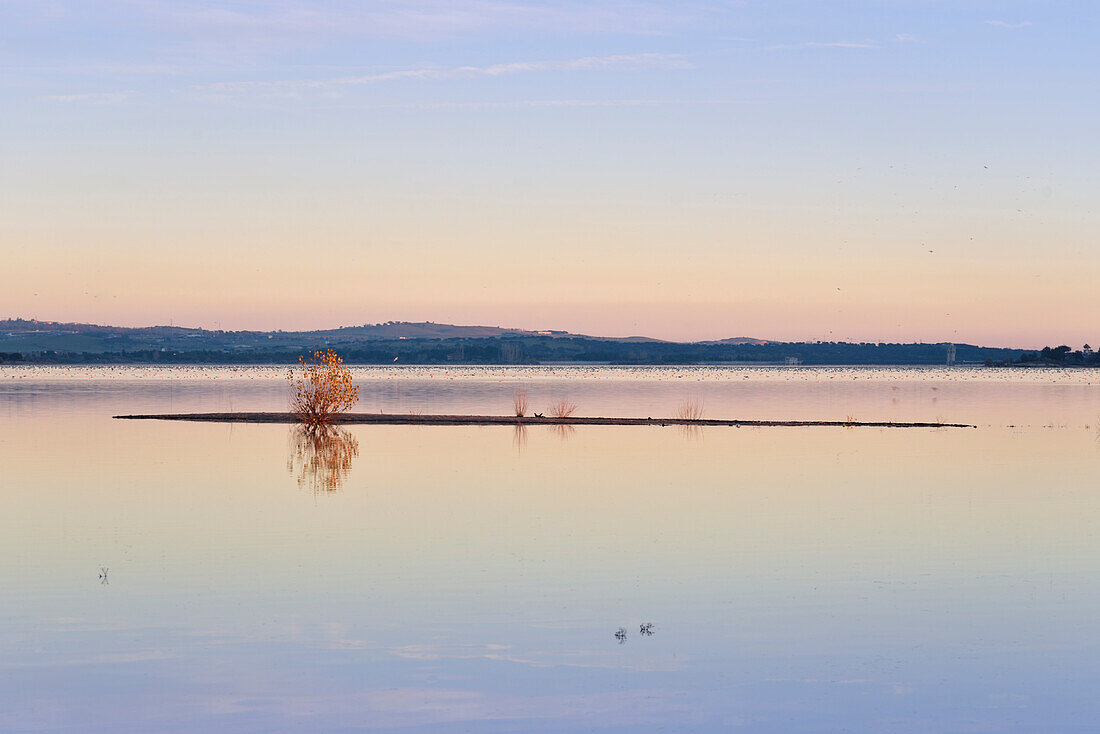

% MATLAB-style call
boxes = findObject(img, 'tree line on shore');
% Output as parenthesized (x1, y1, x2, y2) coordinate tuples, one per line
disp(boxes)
(0, 337, 1025, 366)
(987, 345, 1099, 367)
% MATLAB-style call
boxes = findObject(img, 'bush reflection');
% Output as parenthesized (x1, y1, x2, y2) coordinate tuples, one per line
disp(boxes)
(287, 424, 360, 494)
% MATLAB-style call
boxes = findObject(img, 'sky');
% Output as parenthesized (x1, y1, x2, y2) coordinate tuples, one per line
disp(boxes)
(0, 1, 1096, 346)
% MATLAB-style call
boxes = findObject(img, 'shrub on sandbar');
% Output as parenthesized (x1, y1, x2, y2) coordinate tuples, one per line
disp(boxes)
(287, 349, 359, 426)
(676, 399, 705, 421)
(548, 397, 577, 418)
(513, 388, 529, 418)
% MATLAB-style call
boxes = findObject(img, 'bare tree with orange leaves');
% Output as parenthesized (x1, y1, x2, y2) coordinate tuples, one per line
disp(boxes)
(287, 349, 359, 426)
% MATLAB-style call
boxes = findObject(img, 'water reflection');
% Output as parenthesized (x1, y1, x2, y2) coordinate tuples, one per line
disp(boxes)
(8, 369, 1100, 732)
(550, 424, 576, 442)
(512, 423, 578, 449)
(287, 424, 360, 494)
(512, 423, 528, 452)
(678, 424, 704, 441)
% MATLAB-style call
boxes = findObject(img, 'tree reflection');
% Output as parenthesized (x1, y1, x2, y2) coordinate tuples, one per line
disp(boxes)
(551, 424, 576, 442)
(287, 424, 360, 494)
(678, 423, 703, 441)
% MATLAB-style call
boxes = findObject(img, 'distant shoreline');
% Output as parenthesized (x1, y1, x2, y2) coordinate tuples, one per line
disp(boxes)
(112, 412, 974, 428)
(0, 318, 1034, 367)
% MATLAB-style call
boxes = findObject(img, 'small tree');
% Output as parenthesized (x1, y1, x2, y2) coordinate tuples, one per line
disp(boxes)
(288, 349, 359, 426)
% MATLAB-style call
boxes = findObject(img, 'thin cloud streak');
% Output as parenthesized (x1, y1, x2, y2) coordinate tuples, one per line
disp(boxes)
(41, 90, 136, 104)
(768, 41, 879, 50)
(70, 0, 719, 40)
(984, 20, 1032, 29)
(328, 98, 751, 110)
(196, 53, 693, 96)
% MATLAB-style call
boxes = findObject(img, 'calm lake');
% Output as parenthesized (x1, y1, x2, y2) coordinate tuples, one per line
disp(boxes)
(3, 366, 1100, 732)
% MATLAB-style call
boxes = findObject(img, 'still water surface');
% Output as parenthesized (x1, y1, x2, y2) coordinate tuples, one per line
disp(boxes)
(2, 366, 1100, 732)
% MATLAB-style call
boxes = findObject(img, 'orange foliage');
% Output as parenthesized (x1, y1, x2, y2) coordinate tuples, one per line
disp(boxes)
(287, 349, 359, 426)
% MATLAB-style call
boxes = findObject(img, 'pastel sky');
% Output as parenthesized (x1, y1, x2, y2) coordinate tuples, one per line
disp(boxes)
(1, 1, 1096, 346)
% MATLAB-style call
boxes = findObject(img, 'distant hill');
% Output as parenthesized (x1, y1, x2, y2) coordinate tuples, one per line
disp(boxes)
(700, 337, 770, 346)
(0, 317, 1026, 366)
(0, 318, 559, 353)
(317, 321, 545, 339)
(0, 318, 651, 344)
(0, 318, 665, 354)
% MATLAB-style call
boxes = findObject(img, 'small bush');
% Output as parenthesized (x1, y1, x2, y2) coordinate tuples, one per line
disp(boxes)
(676, 399, 705, 421)
(548, 398, 577, 418)
(287, 349, 359, 426)
(513, 388, 528, 417)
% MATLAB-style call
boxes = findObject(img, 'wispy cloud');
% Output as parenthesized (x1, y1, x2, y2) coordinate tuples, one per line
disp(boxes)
(1, 63, 184, 76)
(471, 53, 692, 75)
(40, 90, 136, 104)
(984, 20, 1032, 29)
(328, 98, 750, 111)
(87, 0, 718, 41)
(195, 53, 692, 97)
(768, 41, 879, 51)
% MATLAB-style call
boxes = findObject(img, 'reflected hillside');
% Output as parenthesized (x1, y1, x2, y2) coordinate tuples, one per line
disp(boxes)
(287, 425, 360, 494)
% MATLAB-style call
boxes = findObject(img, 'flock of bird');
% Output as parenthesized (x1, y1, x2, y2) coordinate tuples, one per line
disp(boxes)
(1, 364, 1095, 429)
(1, 364, 1095, 386)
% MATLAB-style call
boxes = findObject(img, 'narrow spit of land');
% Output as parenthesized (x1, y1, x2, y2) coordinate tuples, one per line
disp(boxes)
(112, 412, 974, 428)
